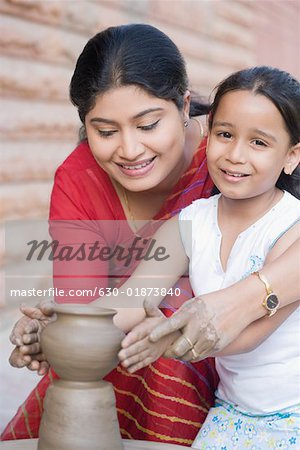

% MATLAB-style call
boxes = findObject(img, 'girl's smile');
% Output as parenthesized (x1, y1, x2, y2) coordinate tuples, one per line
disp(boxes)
(207, 90, 295, 203)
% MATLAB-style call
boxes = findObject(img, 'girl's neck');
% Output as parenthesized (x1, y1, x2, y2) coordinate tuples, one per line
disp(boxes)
(217, 188, 283, 272)
(218, 188, 283, 231)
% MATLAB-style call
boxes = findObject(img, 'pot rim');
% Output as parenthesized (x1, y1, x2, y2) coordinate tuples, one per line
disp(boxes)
(53, 304, 117, 317)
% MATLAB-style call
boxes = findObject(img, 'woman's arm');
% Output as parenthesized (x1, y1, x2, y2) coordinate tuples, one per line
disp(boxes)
(216, 220, 300, 356)
(151, 236, 300, 359)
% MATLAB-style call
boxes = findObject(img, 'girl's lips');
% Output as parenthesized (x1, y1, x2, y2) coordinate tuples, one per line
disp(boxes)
(220, 169, 250, 182)
(116, 156, 157, 177)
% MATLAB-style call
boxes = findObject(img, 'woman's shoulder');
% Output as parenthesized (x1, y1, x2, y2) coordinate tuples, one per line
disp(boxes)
(54, 140, 112, 192)
(50, 141, 123, 220)
(56, 140, 100, 173)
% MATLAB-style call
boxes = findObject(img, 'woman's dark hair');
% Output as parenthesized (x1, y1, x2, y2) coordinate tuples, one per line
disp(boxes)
(70, 23, 208, 127)
(208, 66, 300, 199)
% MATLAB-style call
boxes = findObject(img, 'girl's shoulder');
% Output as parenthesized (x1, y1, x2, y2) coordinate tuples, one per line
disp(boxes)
(281, 190, 300, 207)
(179, 194, 220, 221)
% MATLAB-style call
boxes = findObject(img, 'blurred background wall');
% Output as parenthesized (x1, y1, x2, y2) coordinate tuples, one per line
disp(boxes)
(0, 0, 299, 432)
(1, 0, 299, 223)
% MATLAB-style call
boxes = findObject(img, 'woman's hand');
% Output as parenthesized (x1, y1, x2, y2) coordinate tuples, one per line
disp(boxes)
(9, 299, 55, 375)
(150, 295, 246, 361)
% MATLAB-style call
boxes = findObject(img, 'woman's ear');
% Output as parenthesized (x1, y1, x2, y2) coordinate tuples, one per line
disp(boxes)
(284, 143, 300, 175)
(183, 90, 191, 123)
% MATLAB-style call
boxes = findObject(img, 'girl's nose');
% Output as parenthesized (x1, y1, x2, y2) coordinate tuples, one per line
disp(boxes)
(226, 141, 247, 164)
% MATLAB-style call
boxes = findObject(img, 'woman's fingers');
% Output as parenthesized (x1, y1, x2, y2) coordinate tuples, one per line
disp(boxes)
(149, 308, 191, 342)
(150, 297, 220, 360)
(9, 347, 32, 368)
(37, 361, 50, 376)
(19, 342, 41, 355)
(9, 317, 35, 346)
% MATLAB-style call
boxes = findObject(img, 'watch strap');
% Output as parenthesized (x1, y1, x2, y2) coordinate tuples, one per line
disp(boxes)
(252, 271, 279, 316)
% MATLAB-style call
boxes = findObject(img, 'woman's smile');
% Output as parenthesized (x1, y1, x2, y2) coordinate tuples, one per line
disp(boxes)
(115, 156, 157, 177)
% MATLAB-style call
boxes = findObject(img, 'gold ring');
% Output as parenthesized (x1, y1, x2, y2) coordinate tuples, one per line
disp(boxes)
(191, 347, 199, 360)
(181, 334, 194, 350)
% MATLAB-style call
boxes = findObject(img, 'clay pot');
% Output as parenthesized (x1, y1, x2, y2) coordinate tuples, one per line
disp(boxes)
(38, 304, 125, 450)
(40, 304, 124, 381)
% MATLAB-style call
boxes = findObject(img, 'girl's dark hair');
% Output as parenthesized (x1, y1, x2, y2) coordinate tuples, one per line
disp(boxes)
(208, 66, 300, 199)
(70, 24, 208, 127)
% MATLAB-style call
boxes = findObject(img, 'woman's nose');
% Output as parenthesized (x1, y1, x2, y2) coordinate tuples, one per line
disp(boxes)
(117, 132, 145, 161)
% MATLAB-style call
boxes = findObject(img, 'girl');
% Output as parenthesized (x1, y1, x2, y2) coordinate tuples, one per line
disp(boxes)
(119, 66, 300, 449)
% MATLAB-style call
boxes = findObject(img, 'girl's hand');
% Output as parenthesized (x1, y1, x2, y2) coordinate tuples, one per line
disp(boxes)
(119, 302, 180, 373)
(9, 299, 55, 375)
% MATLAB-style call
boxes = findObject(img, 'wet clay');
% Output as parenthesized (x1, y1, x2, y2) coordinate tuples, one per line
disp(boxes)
(38, 304, 125, 450)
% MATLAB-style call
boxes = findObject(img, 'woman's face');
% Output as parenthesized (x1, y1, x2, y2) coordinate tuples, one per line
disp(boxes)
(85, 86, 189, 193)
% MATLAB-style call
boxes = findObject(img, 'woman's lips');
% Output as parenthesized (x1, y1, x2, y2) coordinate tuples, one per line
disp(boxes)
(115, 157, 156, 177)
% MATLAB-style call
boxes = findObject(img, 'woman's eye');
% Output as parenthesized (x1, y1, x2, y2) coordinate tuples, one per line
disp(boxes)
(139, 119, 160, 131)
(97, 130, 117, 138)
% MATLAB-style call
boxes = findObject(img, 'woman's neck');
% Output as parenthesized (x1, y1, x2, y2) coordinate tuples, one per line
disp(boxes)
(114, 117, 204, 222)
(148, 116, 204, 195)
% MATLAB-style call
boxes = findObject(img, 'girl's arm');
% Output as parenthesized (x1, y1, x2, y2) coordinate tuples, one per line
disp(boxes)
(92, 216, 189, 332)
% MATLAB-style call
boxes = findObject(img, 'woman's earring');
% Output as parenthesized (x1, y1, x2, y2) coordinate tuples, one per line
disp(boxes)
(184, 120, 189, 128)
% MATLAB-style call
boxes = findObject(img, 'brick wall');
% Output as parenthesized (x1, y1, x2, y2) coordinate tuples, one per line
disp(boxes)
(1, 0, 299, 305)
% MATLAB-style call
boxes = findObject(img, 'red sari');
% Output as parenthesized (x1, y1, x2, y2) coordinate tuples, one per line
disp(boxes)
(1, 139, 218, 446)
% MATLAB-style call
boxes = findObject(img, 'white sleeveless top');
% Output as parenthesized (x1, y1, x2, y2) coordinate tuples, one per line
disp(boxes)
(179, 191, 300, 414)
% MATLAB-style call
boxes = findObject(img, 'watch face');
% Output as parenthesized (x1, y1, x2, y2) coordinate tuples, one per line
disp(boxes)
(266, 293, 279, 310)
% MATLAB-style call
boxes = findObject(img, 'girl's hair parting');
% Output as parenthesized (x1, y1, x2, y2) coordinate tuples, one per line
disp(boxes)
(208, 66, 300, 199)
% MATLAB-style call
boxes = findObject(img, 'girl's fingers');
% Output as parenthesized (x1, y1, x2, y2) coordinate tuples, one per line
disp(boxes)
(119, 337, 149, 361)
(127, 356, 153, 374)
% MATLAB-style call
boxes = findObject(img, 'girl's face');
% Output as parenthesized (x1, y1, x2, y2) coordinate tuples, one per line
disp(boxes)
(207, 90, 300, 201)
(85, 85, 190, 193)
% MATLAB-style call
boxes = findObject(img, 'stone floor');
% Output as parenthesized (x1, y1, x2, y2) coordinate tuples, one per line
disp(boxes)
(0, 306, 39, 433)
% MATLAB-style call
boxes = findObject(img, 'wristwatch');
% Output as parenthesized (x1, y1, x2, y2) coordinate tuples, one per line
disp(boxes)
(252, 271, 280, 317)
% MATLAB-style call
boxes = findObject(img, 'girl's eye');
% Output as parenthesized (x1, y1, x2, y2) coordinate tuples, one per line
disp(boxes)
(252, 139, 267, 147)
(139, 119, 160, 131)
(97, 130, 117, 138)
(217, 131, 232, 139)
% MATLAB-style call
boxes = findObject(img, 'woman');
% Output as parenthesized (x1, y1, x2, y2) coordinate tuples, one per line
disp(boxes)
(3, 24, 300, 446)
(2, 23, 216, 446)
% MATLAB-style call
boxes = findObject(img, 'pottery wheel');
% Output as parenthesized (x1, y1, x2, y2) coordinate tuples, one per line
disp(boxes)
(0, 439, 187, 449)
